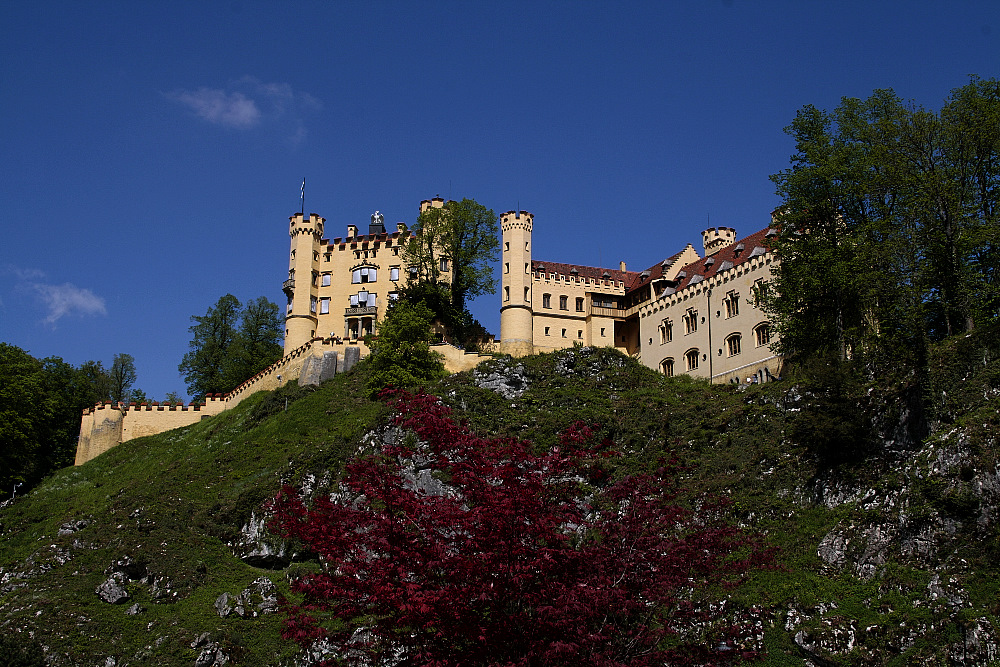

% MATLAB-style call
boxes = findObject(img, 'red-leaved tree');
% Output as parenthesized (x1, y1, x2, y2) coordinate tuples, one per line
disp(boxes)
(269, 390, 772, 666)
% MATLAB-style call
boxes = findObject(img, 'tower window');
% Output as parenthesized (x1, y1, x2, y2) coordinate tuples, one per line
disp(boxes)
(543, 293, 551, 309)
(559, 295, 568, 310)
(685, 349, 699, 371)
(576, 297, 585, 312)
(321, 273, 331, 287)
(661, 358, 674, 376)
(683, 309, 698, 334)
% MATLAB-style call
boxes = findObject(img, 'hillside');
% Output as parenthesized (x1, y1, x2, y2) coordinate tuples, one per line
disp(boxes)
(2, 337, 999, 666)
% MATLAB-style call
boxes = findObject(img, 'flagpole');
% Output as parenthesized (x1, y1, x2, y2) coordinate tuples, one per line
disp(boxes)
(300, 178, 306, 216)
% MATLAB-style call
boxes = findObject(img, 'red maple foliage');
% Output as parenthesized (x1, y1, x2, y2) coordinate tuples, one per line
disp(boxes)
(269, 390, 772, 666)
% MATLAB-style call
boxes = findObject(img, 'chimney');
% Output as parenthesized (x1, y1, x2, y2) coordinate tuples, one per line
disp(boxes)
(620, 261, 627, 272)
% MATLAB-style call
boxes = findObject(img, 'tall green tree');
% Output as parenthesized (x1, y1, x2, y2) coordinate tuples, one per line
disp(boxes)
(178, 294, 284, 399)
(768, 77, 1000, 375)
(404, 198, 500, 312)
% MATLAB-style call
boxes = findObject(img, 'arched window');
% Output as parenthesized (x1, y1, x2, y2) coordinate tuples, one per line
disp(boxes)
(754, 322, 771, 347)
(683, 309, 698, 334)
(726, 333, 742, 357)
(660, 358, 674, 376)
(685, 348, 699, 371)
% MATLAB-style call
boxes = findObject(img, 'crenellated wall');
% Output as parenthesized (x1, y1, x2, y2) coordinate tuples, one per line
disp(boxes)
(75, 337, 490, 466)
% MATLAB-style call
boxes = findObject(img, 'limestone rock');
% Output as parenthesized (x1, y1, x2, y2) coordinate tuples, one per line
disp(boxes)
(96, 572, 129, 604)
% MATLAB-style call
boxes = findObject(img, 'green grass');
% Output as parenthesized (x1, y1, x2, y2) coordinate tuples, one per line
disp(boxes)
(3, 342, 1000, 665)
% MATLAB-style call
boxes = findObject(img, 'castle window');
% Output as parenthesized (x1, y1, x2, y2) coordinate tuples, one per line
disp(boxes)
(320, 298, 330, 314)
(545, 326, 550, 336)
(659, 319, 673, 344)
(504, 286, 510, 302)
(543, 293, 551, 309)
(685, 348, 699, 371)
(561, 329, 567, 338)
(352, 268, 377, 284)
(389, 291, 399, 302)
(661, 358, 674, 376)
(524, 287, 529, 301)
(310, 297, 317, 313)
(600, 327, 606, 337)
(440, 258, 449, 272)
(409, 267, 418, 280)
(505, 263, 509, 274)
(755, 323, 771, 347)
(314, 251, 319, 261)
(392, 247, 400, 256)
(575, 297, 584, 312)
(525, 263, 529, 274)
(752, 278, 769, 307)
(324, 253, 331, 262)
(390, 267, 400, 281)
(724, 291, 740, 318)
(322, 273, 331, 287)
(726, 333, 742, 357)
(559, 295, 568, 310)
(578, 330, 583, 339)
(504, 242, 510, 251)
(683, 309, 698, 334)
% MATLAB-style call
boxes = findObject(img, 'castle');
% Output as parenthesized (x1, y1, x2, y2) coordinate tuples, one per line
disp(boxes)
(499, 210, 780, 384)
(76, 198, 780, 465)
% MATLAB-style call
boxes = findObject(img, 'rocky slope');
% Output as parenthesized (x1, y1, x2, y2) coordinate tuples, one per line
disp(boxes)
(1, 339, 999, 665)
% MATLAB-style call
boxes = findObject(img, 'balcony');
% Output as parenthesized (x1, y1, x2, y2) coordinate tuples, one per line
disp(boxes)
(591, 306, 624, 319)
(282, 278, 295, 295)
(345, 306, 378, 316)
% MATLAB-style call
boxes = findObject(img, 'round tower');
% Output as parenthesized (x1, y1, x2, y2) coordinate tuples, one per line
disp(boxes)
(283, 212, 325, 354)
(499, 209, 534, 357)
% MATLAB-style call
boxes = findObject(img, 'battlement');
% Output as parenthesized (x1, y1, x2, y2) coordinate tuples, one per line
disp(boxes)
(500, 210, 533, 232)
(419, 197, 446, 213)
(702, 226, 737, 256)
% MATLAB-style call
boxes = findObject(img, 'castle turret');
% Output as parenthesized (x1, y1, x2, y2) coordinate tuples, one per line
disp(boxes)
(702, 226, 737, 257)
(499, 209, 534, 357)
(284, 212, 325, 354)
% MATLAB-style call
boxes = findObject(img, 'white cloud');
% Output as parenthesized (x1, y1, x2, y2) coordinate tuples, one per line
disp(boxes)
(167, 78, 321, 142)
(31, 282, 107, 325)
(168, 87, 262, 128)
(5, 268, 108, 326)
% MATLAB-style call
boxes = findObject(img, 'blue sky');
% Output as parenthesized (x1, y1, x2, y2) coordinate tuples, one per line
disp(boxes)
(1, 1, 997, 401)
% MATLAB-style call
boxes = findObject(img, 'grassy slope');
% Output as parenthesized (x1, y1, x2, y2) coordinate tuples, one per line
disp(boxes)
(2, 342, 999, 665)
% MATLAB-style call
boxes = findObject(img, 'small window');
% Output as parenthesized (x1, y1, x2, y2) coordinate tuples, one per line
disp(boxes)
(600, 327, 606, 337)
(685, 349, 699, 371)
(390, 267, 400, 281)
(320, 298, 330, 314)
(752, 278, 769, 306)
(559, 295, 568, 310)
(561, 329, 567, 338)
(504, 242, 510, 251)
(388, 292, 399, 302)
(505, 262, 509, 274)
(322, 274, 331, 287)
(726, 334, 742, 357)
(578, 330, 583, 339)
(661, 358, 674, 376)
(440, 258, 449, 272)
(724, 291, 740, 318)
(543, 293, 552, 309)
(683, 309, 698, 334)
(525, 263, 529, 274)
(310, 296, 317, 313)
(576, 297, 585, 312)
(524, 287, 529, 300)
(544, 326, 550, 336)
(409, 267, 418, 279)
(504, 286, 510, 301)
(755, 323, 772, 347)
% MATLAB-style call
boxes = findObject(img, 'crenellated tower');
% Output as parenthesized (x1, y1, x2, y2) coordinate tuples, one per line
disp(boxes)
(499, 209, 534, 357)
(283, 212, 325, 354)
(702, 226, 737, 257)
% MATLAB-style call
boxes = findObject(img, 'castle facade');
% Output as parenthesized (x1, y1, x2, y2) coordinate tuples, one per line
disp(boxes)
(499, 210, 781, 384)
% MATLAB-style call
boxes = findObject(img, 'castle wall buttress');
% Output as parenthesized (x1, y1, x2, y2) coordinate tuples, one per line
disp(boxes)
(499, 210, 534, 357)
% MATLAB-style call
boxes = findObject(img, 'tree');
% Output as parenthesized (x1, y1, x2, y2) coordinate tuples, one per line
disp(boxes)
(405, 198, 500, 312)
(768, 78, 1000, 375)
(270, 391, 771, 666)
(364, 299, 447, 397)
(178, 294, 283, 399)
(108, 353, 138, 404)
